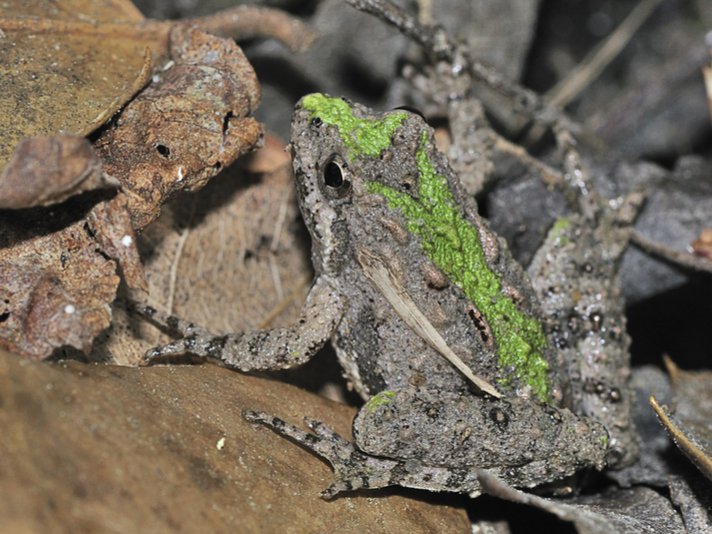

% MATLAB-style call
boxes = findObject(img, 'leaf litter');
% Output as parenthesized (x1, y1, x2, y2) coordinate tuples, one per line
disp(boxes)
(0, 0, 313, 358)
(3, 0, 712, 532)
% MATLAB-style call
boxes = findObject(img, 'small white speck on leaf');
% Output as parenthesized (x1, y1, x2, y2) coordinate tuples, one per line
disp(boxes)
(217, 437, 226, 450)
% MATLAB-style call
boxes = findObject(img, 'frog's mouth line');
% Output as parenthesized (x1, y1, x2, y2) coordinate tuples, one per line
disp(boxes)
(356, 245, 501, 399)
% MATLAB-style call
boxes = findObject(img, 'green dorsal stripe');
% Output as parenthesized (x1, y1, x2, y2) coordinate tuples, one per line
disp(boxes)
(367, 132, 550, 401)
(302, 94, 408, 160)
(303, 94, 551, 402)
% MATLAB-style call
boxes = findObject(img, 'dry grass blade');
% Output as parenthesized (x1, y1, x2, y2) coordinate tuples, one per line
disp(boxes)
(545, 0, 664, 108)
(650, 395, 712, 482)
(703, 60, 712, 124)
(357, 247, 501, 398)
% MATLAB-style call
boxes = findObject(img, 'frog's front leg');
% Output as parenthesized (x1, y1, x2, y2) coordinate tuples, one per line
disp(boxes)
(139, 275, 345, 372)
(246, 388, 609, 497)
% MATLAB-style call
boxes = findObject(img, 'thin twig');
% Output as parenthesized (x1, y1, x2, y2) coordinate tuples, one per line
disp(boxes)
(167, 227, 190, 314)
(268, 253, 284, 302)
(545, 0, 664, 108)
(702, 61, 712, 125)
(344, 0, 578, 135)
(187, 6, 320, 53)
(343, 0, 454, 58)
(416, 0, 432, 25)
(630, 230, 712, 275)
(493, 135, 565, 188)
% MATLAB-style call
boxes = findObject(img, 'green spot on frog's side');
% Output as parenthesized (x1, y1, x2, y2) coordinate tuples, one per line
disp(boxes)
(366, 391, 397, 412)
(368, 132, 552, 402)
(302, 94, 408, 160)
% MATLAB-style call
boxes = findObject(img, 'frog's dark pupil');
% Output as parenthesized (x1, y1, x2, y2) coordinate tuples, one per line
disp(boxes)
(325, 161, 344, 188)
(311, 117, 323, 127)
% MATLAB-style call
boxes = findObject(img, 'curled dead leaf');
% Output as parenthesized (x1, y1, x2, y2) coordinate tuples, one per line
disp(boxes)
(94, 25, 264, 231)
(0, 134, 116, 209)
(88, 193, 147, 292)
(0, 2, 155, 173)
(0, 193, 144, 359)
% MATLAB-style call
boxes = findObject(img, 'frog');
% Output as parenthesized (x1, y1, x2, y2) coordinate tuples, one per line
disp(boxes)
(141, 93, 638, 498)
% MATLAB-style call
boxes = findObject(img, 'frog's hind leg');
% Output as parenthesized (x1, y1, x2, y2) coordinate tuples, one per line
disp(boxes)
(243, 410, 483, 498)
(525, 126, 643, 468)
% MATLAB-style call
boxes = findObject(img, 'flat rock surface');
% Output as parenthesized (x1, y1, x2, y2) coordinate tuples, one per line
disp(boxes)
(0, 350, 469, 533)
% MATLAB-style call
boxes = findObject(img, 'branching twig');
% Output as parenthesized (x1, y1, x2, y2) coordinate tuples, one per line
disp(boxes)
(188, 6, 320, 53)
(493, 135, 566, 188)
(343, 0, 453, 58)
(344, 0, 578, 135)
(630, 230, 712, 275)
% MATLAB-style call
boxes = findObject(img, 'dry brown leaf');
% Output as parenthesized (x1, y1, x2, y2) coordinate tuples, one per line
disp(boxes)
(0, 193, 143, 358)
(0, 134, 116, 209)
(240, 132, 291, 173)
(477, 471, 686, 533)
(87, 194, 147, 292)
(650, 356, 712, 482)
(0, 349, 470, 533)
(0, 2, 316, 360)
(0, 1, 158, 172)
(0, 0, 316, 180)
(94, 25, 264, 231)
(0, 0, 145, 22)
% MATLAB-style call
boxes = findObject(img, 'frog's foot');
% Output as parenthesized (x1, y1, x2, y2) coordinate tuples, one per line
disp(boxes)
(134, 304, 215, 366)
(243, 410, 483, 498)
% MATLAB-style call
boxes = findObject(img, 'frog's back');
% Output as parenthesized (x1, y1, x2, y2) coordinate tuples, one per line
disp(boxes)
(290, 94, 567, 405)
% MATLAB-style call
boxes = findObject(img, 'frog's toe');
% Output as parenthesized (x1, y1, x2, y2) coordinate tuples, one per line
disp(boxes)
(135, 303, 210, 337)
(140, 339, 193, 365)
(305, 417, 349, 442)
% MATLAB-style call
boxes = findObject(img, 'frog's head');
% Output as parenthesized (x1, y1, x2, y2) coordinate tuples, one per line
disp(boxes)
(290, 93, 427, 276)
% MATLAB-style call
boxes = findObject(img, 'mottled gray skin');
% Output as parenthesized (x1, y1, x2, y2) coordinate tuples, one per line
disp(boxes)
(289, 99, 564, 403)
(143, 96, 633, 497)
(354, 389, 608, 485)
(527, 211, 640, 468)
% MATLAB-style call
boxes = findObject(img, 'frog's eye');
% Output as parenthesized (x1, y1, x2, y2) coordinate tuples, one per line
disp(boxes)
(320, 155, 352, 199)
